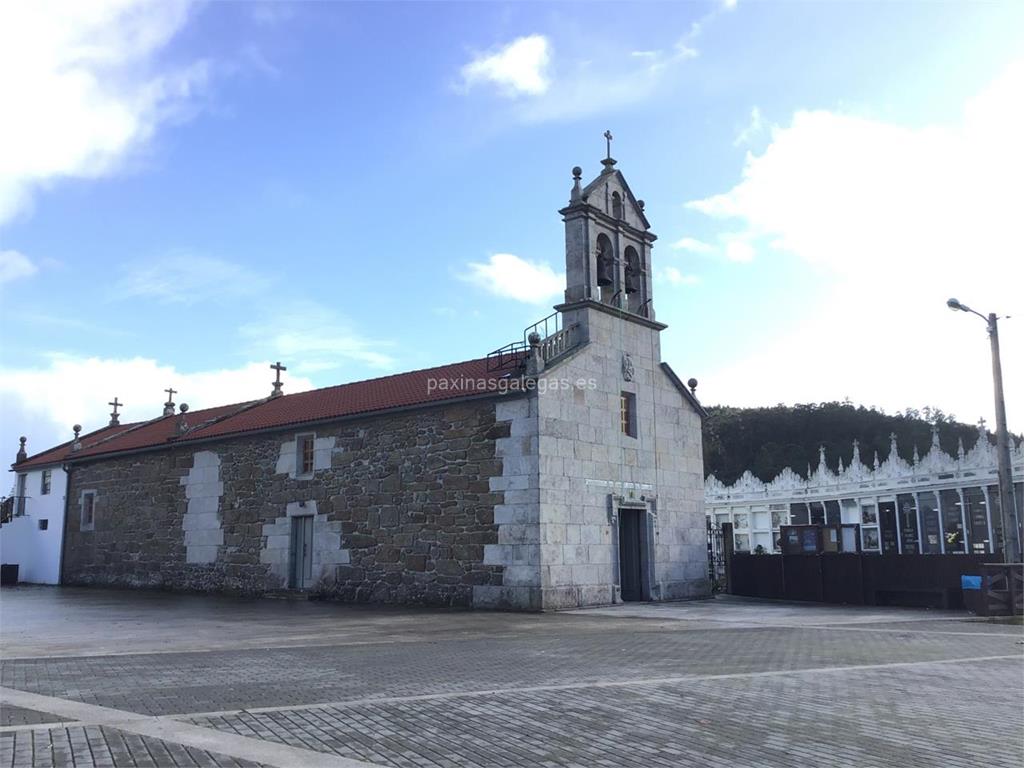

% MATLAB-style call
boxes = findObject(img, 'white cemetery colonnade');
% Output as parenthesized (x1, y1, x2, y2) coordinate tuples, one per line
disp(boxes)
(706, 423, 1024, 558)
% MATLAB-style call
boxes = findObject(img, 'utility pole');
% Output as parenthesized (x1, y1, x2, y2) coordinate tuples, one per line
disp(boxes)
(986, 312, 1021, 564)
(948, 298, 1021, 563)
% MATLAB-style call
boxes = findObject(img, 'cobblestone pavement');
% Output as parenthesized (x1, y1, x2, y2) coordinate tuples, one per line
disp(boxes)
(2, 587, 1022, 767)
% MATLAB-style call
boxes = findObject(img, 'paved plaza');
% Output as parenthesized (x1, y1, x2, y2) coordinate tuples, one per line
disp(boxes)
(1, 587, 1022, 767)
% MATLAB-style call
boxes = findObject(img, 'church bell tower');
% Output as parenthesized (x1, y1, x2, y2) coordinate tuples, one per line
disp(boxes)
(558, 131, 658, 320)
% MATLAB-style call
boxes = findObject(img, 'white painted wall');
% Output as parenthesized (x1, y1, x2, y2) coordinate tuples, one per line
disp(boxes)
(0, 465, 67, 583)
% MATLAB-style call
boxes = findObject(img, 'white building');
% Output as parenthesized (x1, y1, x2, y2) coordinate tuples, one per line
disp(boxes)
(1, 439, 68, 584)
(706, 424, 1024, 558)
(2, 422, 125, 584)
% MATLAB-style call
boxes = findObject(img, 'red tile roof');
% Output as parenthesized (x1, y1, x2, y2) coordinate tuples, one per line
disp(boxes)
(69, 402, 258, 461)
(13, 423, 143, 471)
(188, 356, 513, 442)
(13, 356, 521, 468)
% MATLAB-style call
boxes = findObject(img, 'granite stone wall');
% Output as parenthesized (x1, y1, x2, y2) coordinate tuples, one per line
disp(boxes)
(62, 400, 510, 607)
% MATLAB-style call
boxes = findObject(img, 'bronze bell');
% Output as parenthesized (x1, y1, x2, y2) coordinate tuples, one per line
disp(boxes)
(625, 264, 640, 293)
(596, 243, 614, 286)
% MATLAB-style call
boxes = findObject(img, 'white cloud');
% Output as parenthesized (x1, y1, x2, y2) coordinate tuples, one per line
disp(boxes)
(0, 250, 38, 286)
(0, 0, 205, 224)
(668, 233, 754, 262)
(660, 267, 700, 286)
(671, 237, 714, 254)
(459, 253, 564, 304)
(115, 253, 272, 304)
(722, 236, 756, 263)
(460, 35, 551, 97)
(455, 3, 734, 124)
(733, 106, 764, 146)
(0, 355, 316, 466)
(239, 301, 396, 372)
(685, 59, 1024, 428)
(512, 39, 696, 124)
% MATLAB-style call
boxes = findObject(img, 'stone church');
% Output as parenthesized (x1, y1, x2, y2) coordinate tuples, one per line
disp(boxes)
(11, 150, 709, 610)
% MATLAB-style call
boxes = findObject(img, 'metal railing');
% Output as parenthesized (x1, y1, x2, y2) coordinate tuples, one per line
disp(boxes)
(488, 310, 583, 372)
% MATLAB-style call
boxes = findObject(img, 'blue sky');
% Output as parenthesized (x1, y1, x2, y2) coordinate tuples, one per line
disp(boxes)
(1, 0, 1022, 462)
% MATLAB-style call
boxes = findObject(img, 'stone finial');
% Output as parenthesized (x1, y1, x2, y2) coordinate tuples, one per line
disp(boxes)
(71, 424, 82, 452)
(108, 396, 122, 427)
(163, 387, 177, 417)
(957, 436, 966, 461)
(931, 423, 940, 450)
(270, 361, 287, 398)
(16, 436, 27, 463)
(912, 444, 920, 466)
(873, 450, 880, 470)
(687, 377, 698, 395)
(570, 166, 583, 203)
(525, 331, 544, 377)
(176, 403, 190, 435)
(889, 432, 898, 461)
(852, 438, 861, 467)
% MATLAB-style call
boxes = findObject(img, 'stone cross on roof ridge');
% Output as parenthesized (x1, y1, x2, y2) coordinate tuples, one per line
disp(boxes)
(163, 387, 177, 417)
(270, 361, 287, 398)
(108, 396, 122, 426)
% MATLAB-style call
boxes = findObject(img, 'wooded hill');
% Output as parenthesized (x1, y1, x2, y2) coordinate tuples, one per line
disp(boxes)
(702, 402, 1011, 486)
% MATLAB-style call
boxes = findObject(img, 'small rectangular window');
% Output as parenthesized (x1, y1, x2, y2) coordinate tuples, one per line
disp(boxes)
(38, 519, 48, 531)
(620, 392, 638, 438)
(297, 434, 315, 475)
(81, 492, 95, 531)
(40, 469, 52, 496)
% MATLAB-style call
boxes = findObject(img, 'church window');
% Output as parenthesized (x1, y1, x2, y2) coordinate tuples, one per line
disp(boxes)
(611, 191, 623, 219)
(620, 392, 637, 438)
(297, 434, 315, 476)
(40, 469, 52, 495)
(80, 491, 96, 531)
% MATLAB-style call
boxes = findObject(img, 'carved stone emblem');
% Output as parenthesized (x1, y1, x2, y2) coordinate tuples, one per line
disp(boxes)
(621, 353, 634, 382)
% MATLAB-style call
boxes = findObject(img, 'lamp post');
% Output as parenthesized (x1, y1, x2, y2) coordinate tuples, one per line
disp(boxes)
(947, 298, 1020, 563)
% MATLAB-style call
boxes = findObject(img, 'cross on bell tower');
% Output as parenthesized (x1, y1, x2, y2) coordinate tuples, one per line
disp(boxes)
(601, 130, 616, 173)
(558, 133, 659, 320)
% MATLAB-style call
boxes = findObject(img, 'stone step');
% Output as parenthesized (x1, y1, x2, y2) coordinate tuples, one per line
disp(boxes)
(263, 589, 312, 601)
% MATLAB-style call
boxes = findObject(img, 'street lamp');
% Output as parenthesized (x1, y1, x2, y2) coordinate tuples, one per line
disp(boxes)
(947, 298, 1021, 563)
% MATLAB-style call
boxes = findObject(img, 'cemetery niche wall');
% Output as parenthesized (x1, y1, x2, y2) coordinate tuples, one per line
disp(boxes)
(706, 423, 1024, 564)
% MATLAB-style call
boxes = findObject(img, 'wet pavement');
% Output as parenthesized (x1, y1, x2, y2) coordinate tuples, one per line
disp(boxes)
(1, 586, 1022, 767)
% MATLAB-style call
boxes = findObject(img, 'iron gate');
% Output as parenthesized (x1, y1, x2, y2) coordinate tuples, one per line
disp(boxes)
(707, 519, 727, 586)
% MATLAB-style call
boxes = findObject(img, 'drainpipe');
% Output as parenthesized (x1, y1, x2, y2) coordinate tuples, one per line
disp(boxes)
(58, 462, 72, 586)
